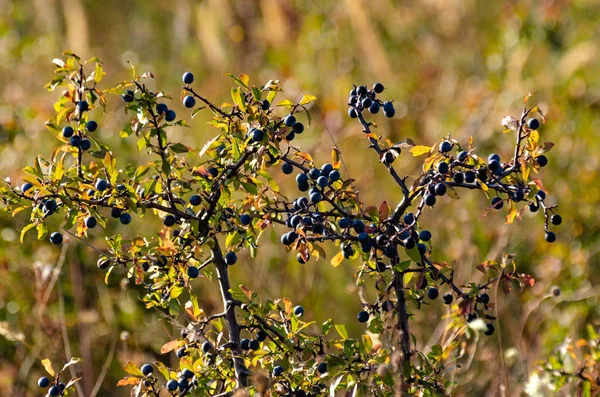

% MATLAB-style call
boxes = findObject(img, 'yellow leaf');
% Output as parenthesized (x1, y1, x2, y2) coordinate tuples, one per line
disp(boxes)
(505, 203, 518, 225)
(331, 147, 341, 169)
(410, 145, 431, 157)
(123, 361, 143, 376)
(294, 152, 313, 163)
(239, 74, 249, 88)
(478, 180, 488, 192)
(331, 251, 344, 268)
(299, 94, 317, 106)
(41, 358, 55, 377)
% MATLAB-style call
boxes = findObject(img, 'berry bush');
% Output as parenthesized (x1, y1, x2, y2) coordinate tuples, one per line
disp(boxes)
(1, 52, 561, 396)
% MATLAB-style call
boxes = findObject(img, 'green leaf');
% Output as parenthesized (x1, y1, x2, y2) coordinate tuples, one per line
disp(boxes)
(170, 143, 189, 153)
(241, 181, 258, 195)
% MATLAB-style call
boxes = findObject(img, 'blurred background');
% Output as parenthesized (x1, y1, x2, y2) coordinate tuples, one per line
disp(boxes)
(1, 0, 599, 395)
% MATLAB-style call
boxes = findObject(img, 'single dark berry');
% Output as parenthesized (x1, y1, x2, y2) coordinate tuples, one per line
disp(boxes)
(249, 339, 260, 350)
(329, 170, 340, 182)
(536, 191, 547, 200)
(357, 85, 367, 96)
(369, 101, 380, 114)
(225, 252, 237, 265)
(85, 216, 97, 228)
(95, 179, 108, 191)
(62, 126, 74, 138)
(256, 330, 267, 342)
(545, 231, 556, 243)
(201, 341, 212, 353)
(282, 162, 293, 175)
(183, 96, 196, 108)
(361, 97, 373, 108)
(50, 232, 63, 245)
(424, 194, 436, 207)
(156, 103, 168, 114)
(383, 151, 395, 164)
(141, 364, 153, 376)
(317, 362, 328, 374)
(167, 379, 178, 391)
(478, 293, 490, 304)
(434, 183, 447, 196)
(536, 155, 548, 167)
(293, 122, 304, 134)
(122, 93, 134, 102)
(464, 170, 476, 183)
(419, 230, 432, 241)
(551, 214, 562, 225)
(240, 214, 251, 226)
(69, 135, 82, 147)
(110, 207, 122, 218)
(357, 310, 369, 323)
(38, 377, 50, 388)
(453, 173, 464, 184)
(457, 151, 468, 162)
(488, 153, 501, 163)
(49, 385, 60, 396)
(348, 107, 358, 118)
(240, 338, 250, 350)
(189, 195, 201, 206)
(165, 109, 176, 122)
(373, 82, 384, 93)
(187, 266, 199, 278)
(182, 72, 194, 84)
(163, 215, 176, 227)
(352, 219, 365, 233)
(529, 202, 540, 212)
(294, 305, 304, 317)
(439, 140, 452, 153)
(297, 253, 309, 264)
(338, 217, 351, 228)
(403, 237, 415, 250)
(80, 138, 91, 151)
(437, 161, 449, 174)
(176, 347, 187, 358)
(273, 365, 284, 377)
(484, 323, 495, 336)
(296, 173, 308, 184)
(383, 101, 395, 117)
(119, 213, 132, 225)
(443, 293, 453, 305)
(376, 261, 386, 272)
(527, 118, 540, 130)
(86, 120, 97, 132)
(77, 101, 89, 111)
(284, 115, 297, 126)
(308, 168, 321, 180)
(261, 99, 270, 110)
(491, 197, 504, 210)
(427, 287, 439, 300)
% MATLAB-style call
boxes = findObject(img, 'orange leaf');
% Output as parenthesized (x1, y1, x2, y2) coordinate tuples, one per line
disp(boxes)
(117, 377, 141, 387)
(160, 339, 184, 354)
(378, 201, 389, 219)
